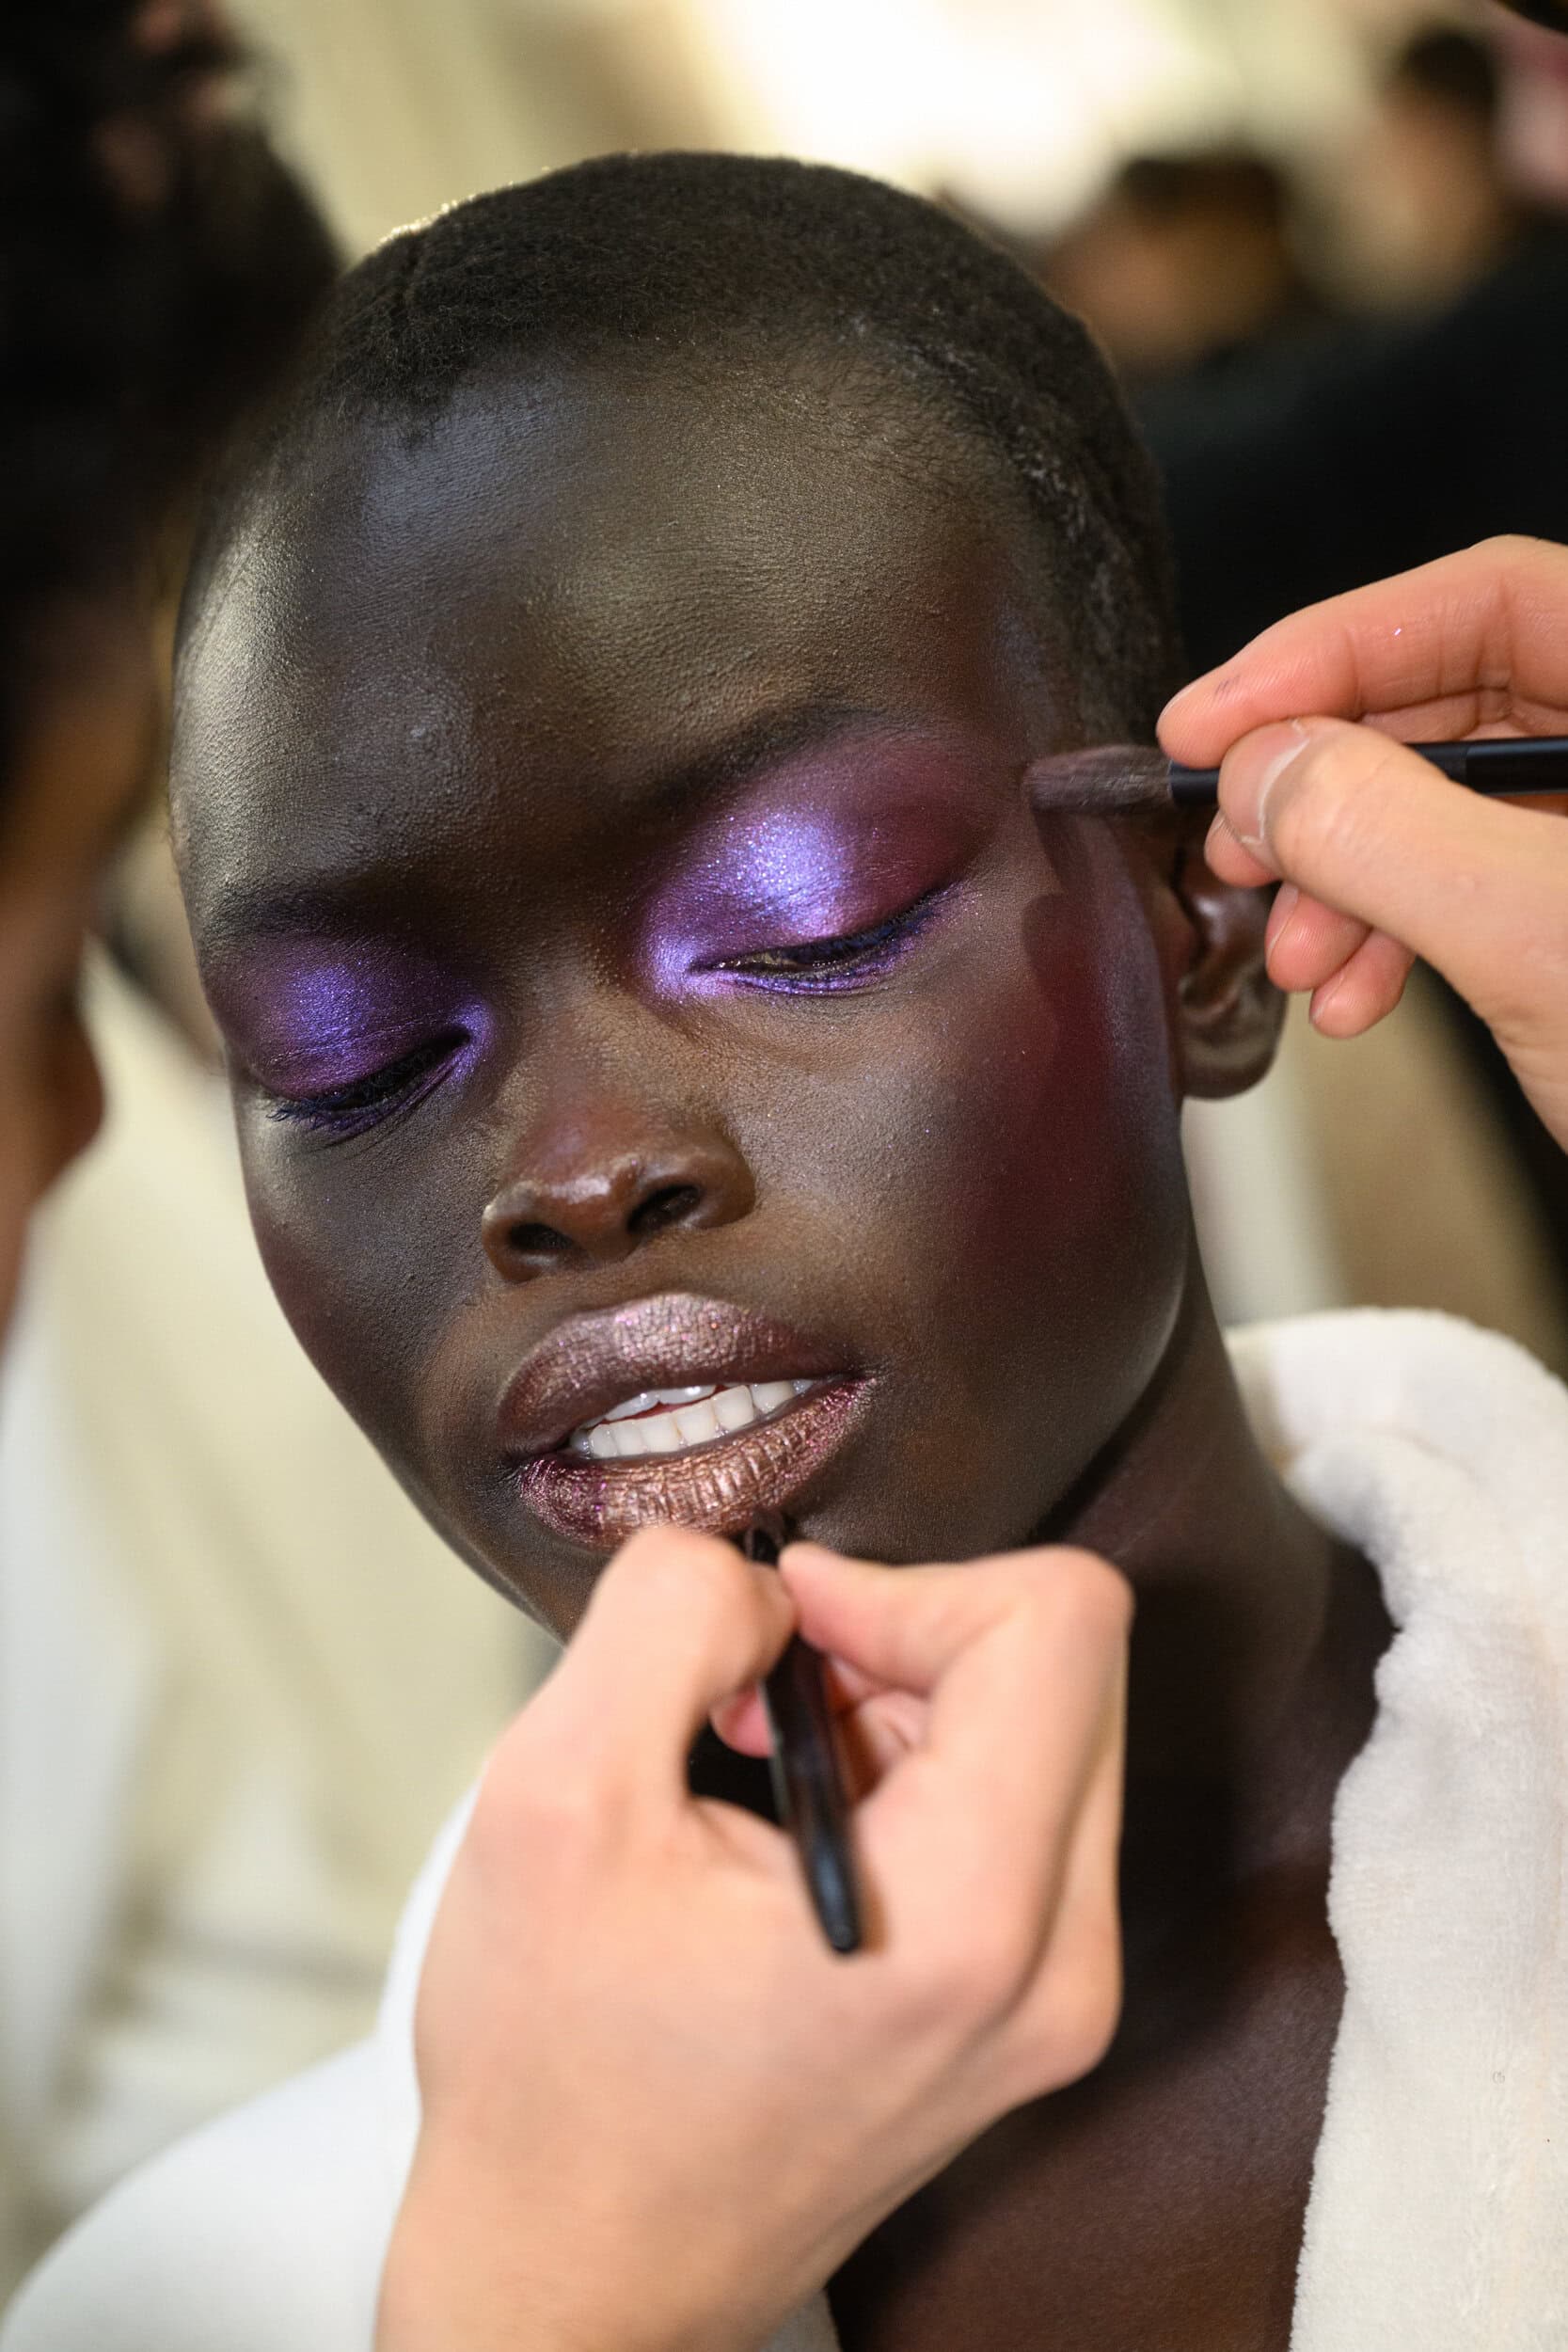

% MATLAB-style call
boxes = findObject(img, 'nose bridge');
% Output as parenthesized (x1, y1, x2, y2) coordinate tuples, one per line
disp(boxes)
(480, 1003, 753, 1279)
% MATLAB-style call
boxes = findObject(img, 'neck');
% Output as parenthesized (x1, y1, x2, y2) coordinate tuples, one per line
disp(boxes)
(695, 1257, 1391, 1948)
(1054, 1254, 1389, 1938)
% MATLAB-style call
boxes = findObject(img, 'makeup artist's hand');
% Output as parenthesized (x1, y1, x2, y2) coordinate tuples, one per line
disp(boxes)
(1161, 534, 1568, 1150)
(377, 1528, 1129, 2352)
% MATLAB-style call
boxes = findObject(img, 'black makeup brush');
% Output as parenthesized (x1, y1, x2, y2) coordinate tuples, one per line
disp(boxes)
(741, 1511, 863, 1957)
(1027, 736, 1568, 816)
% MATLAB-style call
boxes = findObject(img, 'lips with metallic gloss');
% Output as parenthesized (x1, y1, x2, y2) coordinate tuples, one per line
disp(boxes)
(497, 1292, 870, 1548)
(517, 1375, 865, 1544)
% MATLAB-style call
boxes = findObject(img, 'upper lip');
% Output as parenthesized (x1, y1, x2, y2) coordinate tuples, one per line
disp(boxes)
(497, 1292, 858, 1458)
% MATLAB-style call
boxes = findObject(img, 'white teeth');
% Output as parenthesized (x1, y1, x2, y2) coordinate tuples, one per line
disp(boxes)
(569, 1376, 820, 1460)
(714, 1386, 757, 1433)
(604, 1385, 713, 1422)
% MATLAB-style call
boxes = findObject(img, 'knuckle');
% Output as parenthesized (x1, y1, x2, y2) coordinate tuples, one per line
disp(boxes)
(1011, 1933, 1124, 2100)
(921, 1907, 1038, 2027)
(1006, 1549, 1132, 1658)
(1052, 1547, 1135, 1634)
(1473, 532, 1539, 567)
(1044, 1961, 1123, 2086)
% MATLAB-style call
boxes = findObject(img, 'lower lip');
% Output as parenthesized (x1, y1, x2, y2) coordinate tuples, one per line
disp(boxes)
(515, 1378, 869, 1548)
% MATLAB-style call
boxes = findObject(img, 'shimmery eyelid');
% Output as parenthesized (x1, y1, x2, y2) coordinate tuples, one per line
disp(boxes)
(704, 883, 950, 993)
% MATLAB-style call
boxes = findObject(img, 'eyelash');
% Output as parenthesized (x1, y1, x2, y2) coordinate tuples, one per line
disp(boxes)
(263, 893, 942, 1136)
(265, 1031, 462, 1136)
(709, 888, 945, 993)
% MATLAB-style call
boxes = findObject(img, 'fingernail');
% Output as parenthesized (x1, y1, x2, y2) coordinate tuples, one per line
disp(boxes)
(1159, 678, 1199, 729)
(1226, 721, 1311, 860)
(1265, 881, 1302, 957)
(779, 1539, 840, 1569)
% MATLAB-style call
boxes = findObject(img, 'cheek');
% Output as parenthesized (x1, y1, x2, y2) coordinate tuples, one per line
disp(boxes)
(847, 846, 1189, 1451)
(971, 907, 1182, 1285)
(910, 878, 1179, 1269)
(239, 1120, 478, 1476)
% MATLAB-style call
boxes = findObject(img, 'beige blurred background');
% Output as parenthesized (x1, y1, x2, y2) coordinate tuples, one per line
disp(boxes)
(234, 0, 1449, 259)
(6, 0, 1566, 2308)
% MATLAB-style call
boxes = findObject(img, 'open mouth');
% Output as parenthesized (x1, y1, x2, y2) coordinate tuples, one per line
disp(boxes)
(518, 1375, 866, 1547)
(500, 1294, 872, 1549)
(567, 1377, 821, 1458)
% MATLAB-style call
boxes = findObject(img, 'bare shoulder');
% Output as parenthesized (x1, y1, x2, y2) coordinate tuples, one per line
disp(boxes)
(2, 2041, 396, 2352)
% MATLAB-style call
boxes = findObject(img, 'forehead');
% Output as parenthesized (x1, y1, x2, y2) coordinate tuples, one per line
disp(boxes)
(173, 361, 1072, 932)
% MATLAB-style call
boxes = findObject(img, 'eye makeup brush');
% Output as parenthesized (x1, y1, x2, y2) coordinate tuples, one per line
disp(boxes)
(741, 1511, 863, 1957)
(1028, 735, 1568, 816)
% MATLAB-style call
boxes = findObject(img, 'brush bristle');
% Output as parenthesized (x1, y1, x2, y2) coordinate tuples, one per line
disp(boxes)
(1024, 744, 1172, 815)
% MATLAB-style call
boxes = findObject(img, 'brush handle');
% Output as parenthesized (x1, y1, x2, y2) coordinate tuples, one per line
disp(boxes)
(741, 1516, 863, 1957)
(762, 1635, 863, 1955)
(1169, 735, 1568, 805)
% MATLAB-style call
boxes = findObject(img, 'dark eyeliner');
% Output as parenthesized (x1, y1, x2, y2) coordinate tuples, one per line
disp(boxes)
(266, 1031, 461, 1135)
(710, 885, 946, 993)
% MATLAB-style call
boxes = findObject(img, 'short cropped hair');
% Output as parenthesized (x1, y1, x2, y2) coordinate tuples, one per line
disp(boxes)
(191, 152, 1181, 738)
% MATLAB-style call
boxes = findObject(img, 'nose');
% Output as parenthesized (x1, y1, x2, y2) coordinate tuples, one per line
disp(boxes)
(481, 1112, 755, 1281)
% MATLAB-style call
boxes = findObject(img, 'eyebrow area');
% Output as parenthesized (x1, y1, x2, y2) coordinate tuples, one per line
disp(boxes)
(191, 694, 897, 950)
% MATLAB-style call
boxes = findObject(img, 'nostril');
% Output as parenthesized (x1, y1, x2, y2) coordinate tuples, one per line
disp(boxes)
(627, 1183, 703, 1239)
(509, 1222, 573, 1261)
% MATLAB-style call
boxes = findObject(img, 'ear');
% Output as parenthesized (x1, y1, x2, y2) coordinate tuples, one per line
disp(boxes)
(1165, 828, 1284, 1100)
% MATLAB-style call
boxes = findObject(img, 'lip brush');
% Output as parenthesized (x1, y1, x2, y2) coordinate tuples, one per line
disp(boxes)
(1028, 734, 1568, 816)
(741, 1512, 863, 1957)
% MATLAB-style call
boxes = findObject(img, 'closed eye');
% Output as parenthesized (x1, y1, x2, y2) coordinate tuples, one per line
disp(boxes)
(705, 886, 947, 994)
(265, 1029, 465, 1136)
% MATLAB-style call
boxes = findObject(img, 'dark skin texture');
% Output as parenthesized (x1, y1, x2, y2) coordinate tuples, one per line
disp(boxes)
(172, 358, 1391, 2350)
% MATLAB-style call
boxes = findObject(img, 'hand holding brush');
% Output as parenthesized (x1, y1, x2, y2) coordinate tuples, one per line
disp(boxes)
(1030, 539, 1568, 1152)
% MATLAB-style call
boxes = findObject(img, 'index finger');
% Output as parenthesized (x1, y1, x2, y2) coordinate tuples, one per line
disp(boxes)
(783, 1541, 1131, 1856)
(1160, 536, 1568, 765)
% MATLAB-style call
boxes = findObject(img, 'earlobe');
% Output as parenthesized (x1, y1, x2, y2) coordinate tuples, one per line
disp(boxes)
(1170, 837, 1284, 1100)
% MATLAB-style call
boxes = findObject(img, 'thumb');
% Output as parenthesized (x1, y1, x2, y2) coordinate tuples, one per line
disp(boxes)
(1217, 715, 1568, 1043)
(534, 1527, 797, 1804)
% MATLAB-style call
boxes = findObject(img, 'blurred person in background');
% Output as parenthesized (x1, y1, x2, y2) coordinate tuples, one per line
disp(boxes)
(1038, 150, 1324, 390)
(1139, 11, 1568, 697)
(1329, 27, 1525, 315)
(0, 0, 546, 2303)
(1136, 6, 1568, 1376)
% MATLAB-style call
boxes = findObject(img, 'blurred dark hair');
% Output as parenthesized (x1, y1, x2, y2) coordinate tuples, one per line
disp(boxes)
(1116, 151, 1291, 234)
(1390, 28, 1499, 121)
(0, 1, 336, 790)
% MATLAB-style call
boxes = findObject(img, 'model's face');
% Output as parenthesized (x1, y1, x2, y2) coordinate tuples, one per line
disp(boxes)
(175, 364, 1201, 1635)
(0, 617, 154, 1335)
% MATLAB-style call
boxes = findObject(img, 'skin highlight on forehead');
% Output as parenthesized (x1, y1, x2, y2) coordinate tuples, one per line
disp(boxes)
(173, 358, 1084, 924)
